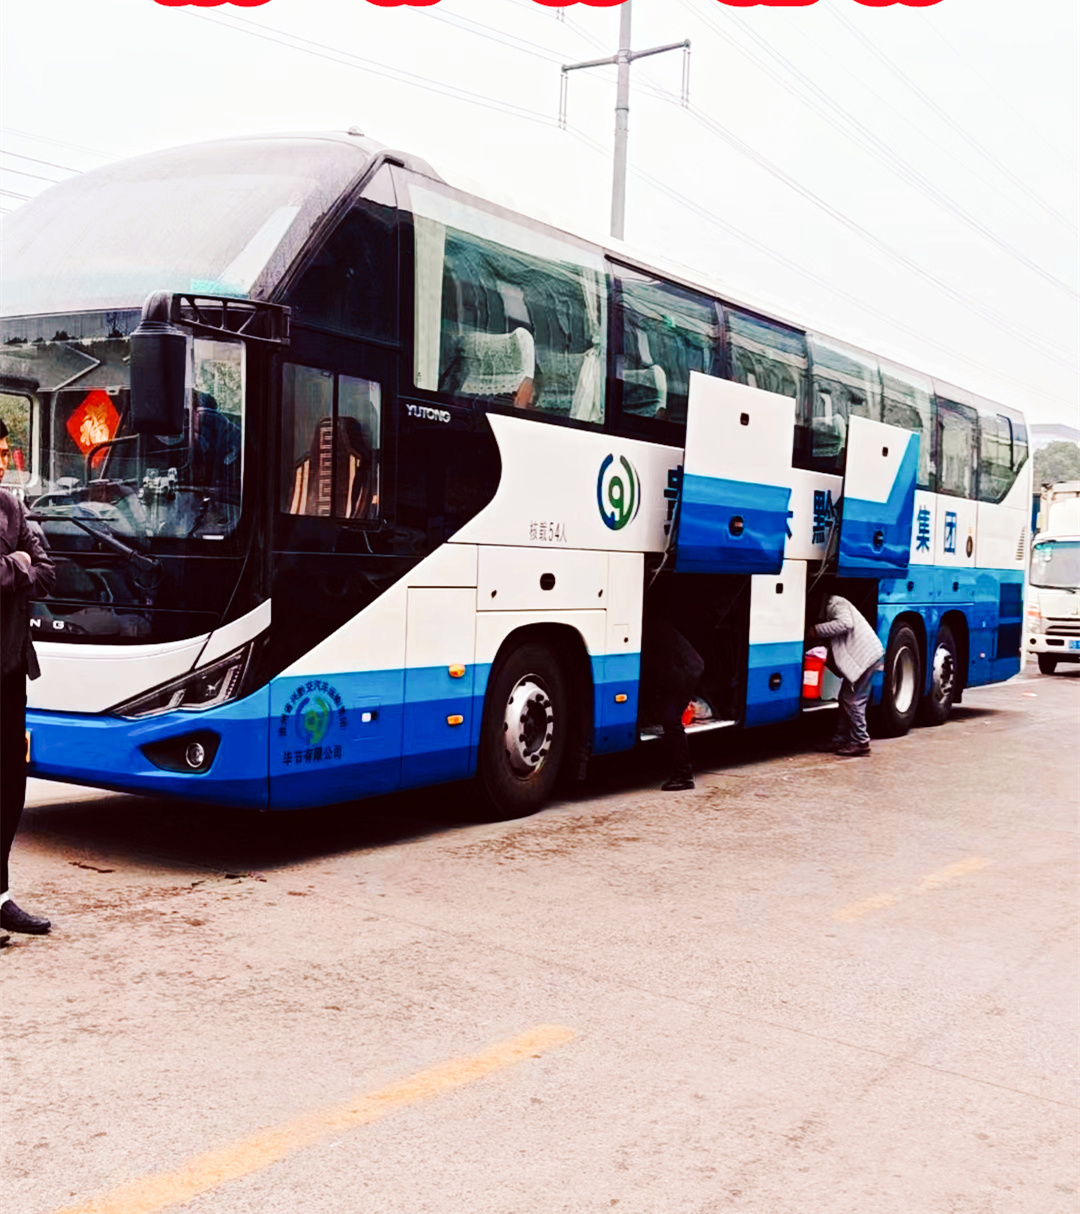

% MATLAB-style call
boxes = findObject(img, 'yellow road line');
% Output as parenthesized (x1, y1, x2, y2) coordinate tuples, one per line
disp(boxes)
(834, 857, 993, 922)
(51, 1025, 576, 1214)
(912, 856, 992, 895)
(832, 891, 902, 922)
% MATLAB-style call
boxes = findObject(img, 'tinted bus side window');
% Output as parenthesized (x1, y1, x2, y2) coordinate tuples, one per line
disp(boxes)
(977, 404, 1028, 503)
(281, 364, 382, 522)
(284, 168, 399, 344)
(725, 309, 810, 464)
(404, 179, 608, 426)
(806, 335, 881, 474)
(614, 269, 720, 440)
(935, 399, 978, 498)
(880, 364, 933, 490)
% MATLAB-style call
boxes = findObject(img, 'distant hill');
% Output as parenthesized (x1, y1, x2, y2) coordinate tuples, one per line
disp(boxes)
(1032, 423, 1080, 450)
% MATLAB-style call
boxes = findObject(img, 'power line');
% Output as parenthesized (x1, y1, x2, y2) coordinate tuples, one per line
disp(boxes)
(925, 22, 1078, 172)
(0, 188, 31, 201)
(188, 11, 558, 131)
(564, 122, 1074, 412)
(0, 166, 64, 185)
(829, 7, 1078, 237)
(0, 149, 83, 175)
(0, 127, 113, 160)
(673, 0, 1078, 294)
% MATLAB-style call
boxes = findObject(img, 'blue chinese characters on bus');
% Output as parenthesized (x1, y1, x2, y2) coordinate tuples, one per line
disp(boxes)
(916, 506, 931, 552)
(812, 489, 837, 545)
(944, 511, 958, 555)
(277, 680, 349, 768)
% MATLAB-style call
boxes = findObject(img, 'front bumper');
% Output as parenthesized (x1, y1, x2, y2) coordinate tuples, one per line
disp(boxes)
(26, 688, 270, 808)
(1026, 632, 1080, 662)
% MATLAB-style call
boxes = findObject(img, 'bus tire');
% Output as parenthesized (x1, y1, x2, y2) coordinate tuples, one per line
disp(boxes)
(1037, 653, 1058, 675)
(475, 641, 568, 820)
(877, 624, 921, 737)
(919, 624, 959, 727)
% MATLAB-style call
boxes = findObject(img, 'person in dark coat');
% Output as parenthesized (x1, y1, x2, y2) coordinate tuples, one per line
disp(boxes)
(1, 418, 56, 935)
(641, 615, 705, 792)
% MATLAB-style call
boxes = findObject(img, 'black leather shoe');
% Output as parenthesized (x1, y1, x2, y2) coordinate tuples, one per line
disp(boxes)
(661, 776, 695, 792)
(835, 742, 871, 758)
(0, 901, 51, 935)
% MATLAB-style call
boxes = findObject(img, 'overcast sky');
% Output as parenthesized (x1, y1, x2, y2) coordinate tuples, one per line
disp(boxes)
(1, 0, 1077, 427)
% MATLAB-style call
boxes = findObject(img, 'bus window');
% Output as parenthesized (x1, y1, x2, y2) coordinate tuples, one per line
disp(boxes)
(0, 392, 34, 489)
(977, 403, 1027, 503)
(880, 362, 932, 490)
(725, 309, 809, 466)
(285, 168, 398, 343)
(616, 270, 719, 430)
(936, 399, 978, 498)
(407, 181, 608, 424)
(281, 364, 382, 521)
(807, 336, 881, 472)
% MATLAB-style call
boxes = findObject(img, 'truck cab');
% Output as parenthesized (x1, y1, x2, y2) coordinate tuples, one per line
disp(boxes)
(1026, 481, 1080, 674)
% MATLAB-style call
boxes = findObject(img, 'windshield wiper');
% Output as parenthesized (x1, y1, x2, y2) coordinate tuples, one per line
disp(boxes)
(31, 508, 163, 592)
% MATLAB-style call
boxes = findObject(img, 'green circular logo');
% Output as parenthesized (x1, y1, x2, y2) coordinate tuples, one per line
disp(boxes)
(597, 453, 641, 531)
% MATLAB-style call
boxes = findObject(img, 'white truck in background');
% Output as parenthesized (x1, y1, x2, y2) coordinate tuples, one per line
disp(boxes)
(1027, 481, 1080, 674)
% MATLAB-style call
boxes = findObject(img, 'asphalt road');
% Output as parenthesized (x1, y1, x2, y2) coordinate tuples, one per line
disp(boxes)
(3, 664, 1077, 1214)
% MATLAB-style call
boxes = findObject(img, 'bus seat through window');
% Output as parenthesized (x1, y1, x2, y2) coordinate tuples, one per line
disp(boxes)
(288, 416, 373, 519)
(456, 327, 536, 402)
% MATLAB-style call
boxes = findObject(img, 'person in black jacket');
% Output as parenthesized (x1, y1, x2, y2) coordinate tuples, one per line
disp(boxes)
(1, 418, 56, 935)
(641, 615, 705, 792)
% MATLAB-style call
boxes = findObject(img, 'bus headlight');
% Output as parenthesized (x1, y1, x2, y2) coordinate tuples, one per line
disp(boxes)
(110, 645, 252, 719)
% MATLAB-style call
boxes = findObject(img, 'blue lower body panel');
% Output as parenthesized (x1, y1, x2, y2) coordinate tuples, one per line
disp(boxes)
(876, 565, 1025, 697)
(592, 652, 641, 755)
(26, 688, 270, 808)
(745, 641, 803, 727)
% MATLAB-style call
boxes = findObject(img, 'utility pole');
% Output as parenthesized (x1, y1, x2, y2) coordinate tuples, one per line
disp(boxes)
(560, 0, 690, 241)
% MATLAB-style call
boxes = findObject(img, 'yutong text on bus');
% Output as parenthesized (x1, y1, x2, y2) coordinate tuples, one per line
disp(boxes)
(0, 132, 1030, 815)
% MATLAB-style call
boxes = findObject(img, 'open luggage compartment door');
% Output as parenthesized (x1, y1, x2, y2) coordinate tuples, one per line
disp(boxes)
(837, 417, 920, 577)
(675, 373, 795, 575)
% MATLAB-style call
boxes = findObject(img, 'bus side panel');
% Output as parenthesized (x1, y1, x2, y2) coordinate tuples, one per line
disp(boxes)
(595, 551, 644, 756)
(401, 587, 480, 788)
(745, 560, 805, 727)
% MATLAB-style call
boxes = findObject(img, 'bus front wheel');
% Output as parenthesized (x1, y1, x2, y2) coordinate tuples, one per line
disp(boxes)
(1037, 653, 1058, 675)
(919, 624, 958, 727)
(877, 624, 922, 737)
(476, 641, 568, 819)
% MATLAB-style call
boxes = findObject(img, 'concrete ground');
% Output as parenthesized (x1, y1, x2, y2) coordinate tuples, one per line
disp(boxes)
(2, 663, 1077, 1214)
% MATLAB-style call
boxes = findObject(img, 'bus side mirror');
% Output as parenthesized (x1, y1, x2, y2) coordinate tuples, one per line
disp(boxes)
(129, 294, 188, 436)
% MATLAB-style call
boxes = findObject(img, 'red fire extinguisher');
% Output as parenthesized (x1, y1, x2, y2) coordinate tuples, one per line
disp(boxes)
(802, 647, 827, 700)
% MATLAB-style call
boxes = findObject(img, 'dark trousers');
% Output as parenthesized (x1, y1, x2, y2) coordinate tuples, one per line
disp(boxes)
(835, 664, 876, 747)
(643, 619, 705, 780)
(1, 667, 28, 895)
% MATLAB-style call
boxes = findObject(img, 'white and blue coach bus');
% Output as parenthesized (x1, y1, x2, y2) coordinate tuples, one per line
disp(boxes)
(0, 133, 1030, 816)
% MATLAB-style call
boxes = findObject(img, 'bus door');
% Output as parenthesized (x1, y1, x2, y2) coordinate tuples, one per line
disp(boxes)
(675, 372, 795, 575)
(835, 416, 920, 577)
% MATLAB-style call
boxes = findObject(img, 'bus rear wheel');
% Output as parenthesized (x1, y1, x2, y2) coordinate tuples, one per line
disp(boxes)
(476, 641, 568, 820)
(1037, 653, 1058, 675)
(919, 624, 958, 726)
(877, 624, 921, 737)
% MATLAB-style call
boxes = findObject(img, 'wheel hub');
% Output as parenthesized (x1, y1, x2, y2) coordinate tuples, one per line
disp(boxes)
(503, 675, 554, 777)
(891, 645, 918, 715)
(932, 645, 955, 702)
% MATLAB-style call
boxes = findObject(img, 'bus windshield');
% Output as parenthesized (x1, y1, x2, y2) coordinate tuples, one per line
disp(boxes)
(1031, 541, 1080, 590)
(0, 333, 245, 543)
(0, 137, 369, 317)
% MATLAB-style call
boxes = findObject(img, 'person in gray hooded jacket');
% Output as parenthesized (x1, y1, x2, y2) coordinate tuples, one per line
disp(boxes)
(810, 594, 885, 757)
